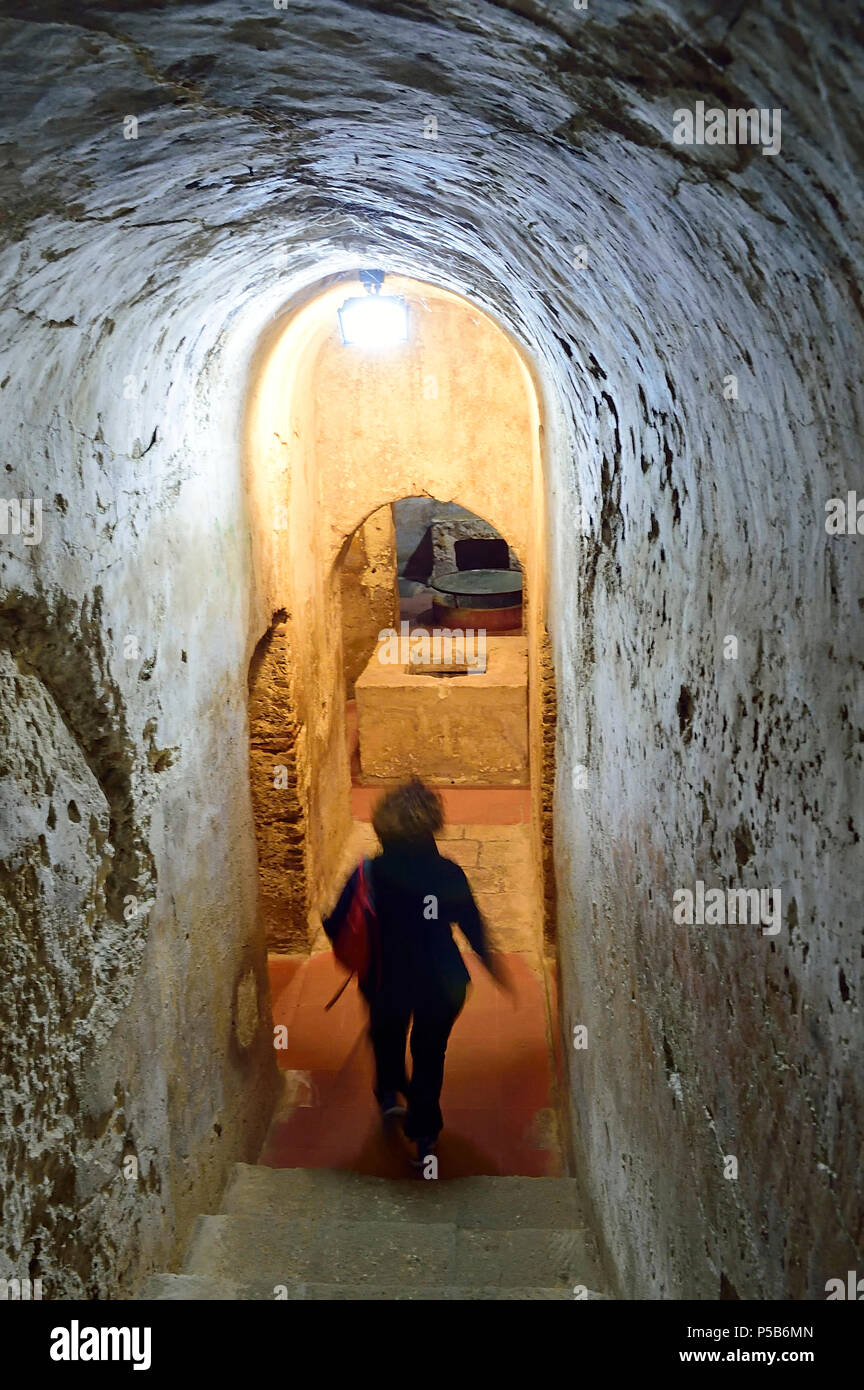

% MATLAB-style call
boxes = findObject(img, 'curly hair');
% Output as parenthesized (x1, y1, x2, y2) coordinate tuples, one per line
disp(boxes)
(371, 777, 445, 847)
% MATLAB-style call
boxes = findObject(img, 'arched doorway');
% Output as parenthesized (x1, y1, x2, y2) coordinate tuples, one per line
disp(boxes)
(245, 274, 561, 1174)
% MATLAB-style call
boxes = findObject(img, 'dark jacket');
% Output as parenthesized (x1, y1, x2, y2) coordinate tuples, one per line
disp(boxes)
(322, 836, 492, 1007)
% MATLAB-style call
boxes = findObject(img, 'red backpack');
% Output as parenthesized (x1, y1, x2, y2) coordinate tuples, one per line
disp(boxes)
(326, 858, 381, 1009)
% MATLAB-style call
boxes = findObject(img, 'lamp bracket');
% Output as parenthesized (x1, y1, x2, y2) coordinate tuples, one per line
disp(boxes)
(359, 269, 386, 296)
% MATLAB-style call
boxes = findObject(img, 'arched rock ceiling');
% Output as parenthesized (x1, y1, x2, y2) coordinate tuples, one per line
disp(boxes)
(1, 0, 861, 500)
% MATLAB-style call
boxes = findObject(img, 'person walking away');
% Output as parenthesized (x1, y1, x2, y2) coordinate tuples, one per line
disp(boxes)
(323, 778, 515, 1168)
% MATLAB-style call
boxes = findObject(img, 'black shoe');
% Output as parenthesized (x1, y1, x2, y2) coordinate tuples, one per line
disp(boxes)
(378, 1091, 408, 1119)
(409, 1135, 439, 1168)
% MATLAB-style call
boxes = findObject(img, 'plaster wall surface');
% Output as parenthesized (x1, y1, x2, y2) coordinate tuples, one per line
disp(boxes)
(311, 282, 539, 565)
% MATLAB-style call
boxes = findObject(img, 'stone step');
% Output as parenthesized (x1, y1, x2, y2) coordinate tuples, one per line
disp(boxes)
(183, 1212, 603, 1288)
(139, 1273, 609, 1301)
(223, 1163, 590, 1230)
(138, 1274, 244, 1300)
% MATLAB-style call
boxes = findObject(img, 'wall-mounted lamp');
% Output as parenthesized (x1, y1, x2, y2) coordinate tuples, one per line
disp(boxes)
(338, 270, 409, 348)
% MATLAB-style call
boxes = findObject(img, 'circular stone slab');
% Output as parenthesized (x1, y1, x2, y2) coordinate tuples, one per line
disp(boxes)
(431, 569, 523, 607)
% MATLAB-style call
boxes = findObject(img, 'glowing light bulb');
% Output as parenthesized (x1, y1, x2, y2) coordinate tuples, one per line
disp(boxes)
(337, 295, 409, 348)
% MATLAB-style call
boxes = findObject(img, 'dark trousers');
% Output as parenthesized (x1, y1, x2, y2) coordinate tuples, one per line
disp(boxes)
(365, 983, 467, 1141)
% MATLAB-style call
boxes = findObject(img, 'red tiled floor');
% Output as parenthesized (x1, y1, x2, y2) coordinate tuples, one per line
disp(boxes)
(260, 950, 560, 1178)
(268, 954, 304, 1005)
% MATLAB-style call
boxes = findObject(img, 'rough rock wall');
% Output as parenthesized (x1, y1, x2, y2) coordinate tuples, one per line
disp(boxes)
(0, 0, 861, 1300)
(429, 515, 520, 588)
(248, 616, 310, 950)
(536, 627, 557, 950)
(395, 498, 463, 579)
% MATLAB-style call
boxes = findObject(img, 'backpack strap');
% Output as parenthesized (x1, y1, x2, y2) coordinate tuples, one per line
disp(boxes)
(324, 970, 355, 1011)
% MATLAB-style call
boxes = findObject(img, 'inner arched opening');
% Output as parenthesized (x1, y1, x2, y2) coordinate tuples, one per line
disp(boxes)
(341, 496, 526, 792)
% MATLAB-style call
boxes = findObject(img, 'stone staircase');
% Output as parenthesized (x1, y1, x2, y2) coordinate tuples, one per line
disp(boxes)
(139, 1163, 611, 1300)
